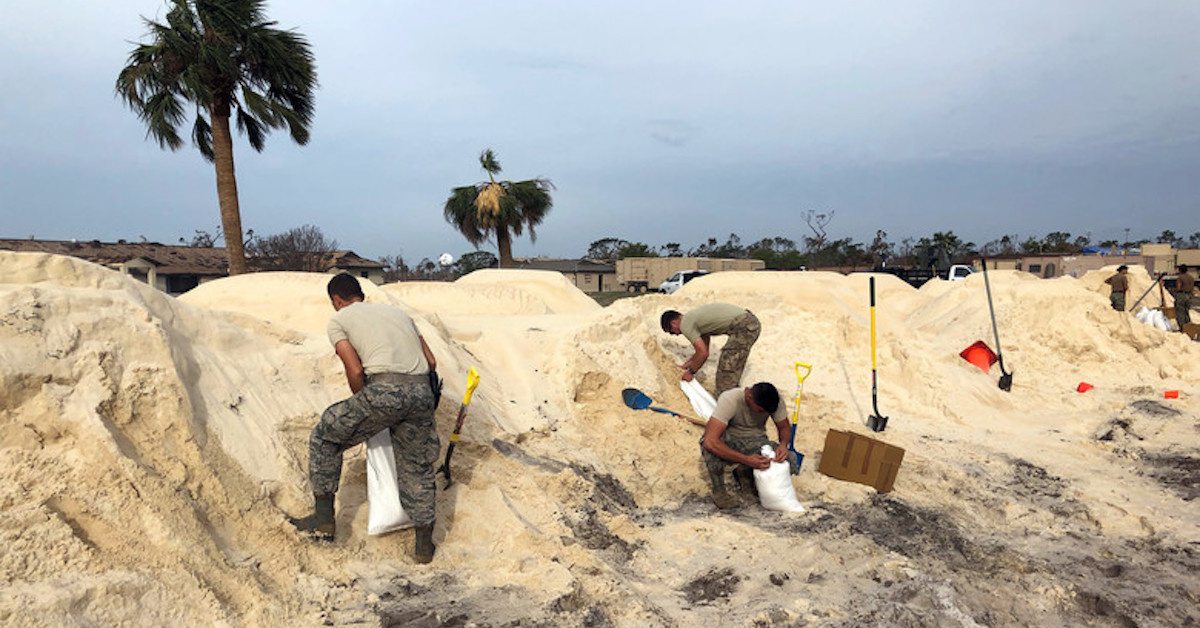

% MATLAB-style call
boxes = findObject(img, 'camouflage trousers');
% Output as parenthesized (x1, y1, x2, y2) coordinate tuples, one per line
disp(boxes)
(1110, 291, 1125, 311)
(1176, 292, 1193, 328)
(700, 433, 800, 477)
(309, 377, 439, 526)
(715, 311, 761, 394)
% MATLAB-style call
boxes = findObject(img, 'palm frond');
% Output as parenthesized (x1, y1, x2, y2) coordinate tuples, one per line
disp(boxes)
(443, 186, 488, 246)
(191, 112, 214, 161)
(479, 149, 501, 178)
(235, 106, 267, 151)
(117, 0, 317, 158)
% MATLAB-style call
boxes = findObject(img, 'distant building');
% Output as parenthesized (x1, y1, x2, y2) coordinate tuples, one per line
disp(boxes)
(0, 238, 385, 294)
(976, 245, 1200, 279)
(511, 258, 616, 293)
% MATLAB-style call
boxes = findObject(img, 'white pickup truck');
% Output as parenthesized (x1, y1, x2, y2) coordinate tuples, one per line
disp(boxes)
(659, 270, 709, 294)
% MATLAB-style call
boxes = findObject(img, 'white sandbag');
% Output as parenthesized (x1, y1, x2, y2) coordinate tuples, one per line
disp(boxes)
(1135, 306, 1175, 332)
(680, 379, 717, 419)
(753, 445, 805, 513)
(366, 429, 414, 535)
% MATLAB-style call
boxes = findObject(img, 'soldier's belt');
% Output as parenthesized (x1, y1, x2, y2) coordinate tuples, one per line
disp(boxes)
(366, 372, 426, 385)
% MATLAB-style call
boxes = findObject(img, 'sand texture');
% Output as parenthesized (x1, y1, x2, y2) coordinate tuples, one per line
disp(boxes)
(1, 252, 1197, 626)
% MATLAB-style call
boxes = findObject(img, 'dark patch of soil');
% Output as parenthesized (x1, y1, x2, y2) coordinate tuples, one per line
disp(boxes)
(568, 464, 638, 512)
(844, 495, 1001, 573)
(680, 567, 741, 605)
(1140, 453, 1200, 501)
(561, 503, 639, 562)
(490, 438, 568, 474)
(1128, 399, 1182, 417)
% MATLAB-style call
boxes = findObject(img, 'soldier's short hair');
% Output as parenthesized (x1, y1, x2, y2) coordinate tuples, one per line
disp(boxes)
(750, 382, 780, 414)
(660, 310, 682, 332)
(327, 273, 365, 301)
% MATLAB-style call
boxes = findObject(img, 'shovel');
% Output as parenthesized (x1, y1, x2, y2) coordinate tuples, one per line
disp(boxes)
(866, 277, 890, 432)
(981, 259, 1013, 391)
(438, 367, 481, 487)
(788, 362, 812, 473)
(621, 388, 707, 427)
(1129, 272, 1167, 312)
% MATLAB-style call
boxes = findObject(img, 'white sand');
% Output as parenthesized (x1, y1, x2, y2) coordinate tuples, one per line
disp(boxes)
(2, 251, 1198, 626)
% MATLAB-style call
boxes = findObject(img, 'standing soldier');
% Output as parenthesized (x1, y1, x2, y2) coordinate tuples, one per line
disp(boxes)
(1175, 265, 1195, 332)
(1104, 265, 1129, 311)
(290, 273, 441, 564)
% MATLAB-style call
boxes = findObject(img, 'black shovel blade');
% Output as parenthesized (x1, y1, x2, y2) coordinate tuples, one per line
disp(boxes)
(866, 414, 888, 432)
(998, 372, 1013, 392)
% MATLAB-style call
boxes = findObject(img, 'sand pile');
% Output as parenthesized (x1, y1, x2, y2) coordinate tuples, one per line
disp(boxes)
(2, 251, 1198, 626)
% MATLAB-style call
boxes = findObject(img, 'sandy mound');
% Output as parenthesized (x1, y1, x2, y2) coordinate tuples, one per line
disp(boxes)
(180, 271, 400, 337)
(3, 252, 1198, 626)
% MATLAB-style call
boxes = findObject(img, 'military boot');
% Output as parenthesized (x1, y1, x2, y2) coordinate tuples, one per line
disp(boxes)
(708, 469, 739, 510)
(414, 525, 436, 564)
(289, 494, 335, 542)
(733, 466, 758, 497)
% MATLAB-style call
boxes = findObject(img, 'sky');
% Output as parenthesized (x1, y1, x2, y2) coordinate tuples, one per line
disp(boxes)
(2, 1, 1199, 264)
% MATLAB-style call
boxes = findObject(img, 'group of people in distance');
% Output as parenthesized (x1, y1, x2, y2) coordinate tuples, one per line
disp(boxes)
(287, 274, 788, 562)
(1107, 264, 1196, 332)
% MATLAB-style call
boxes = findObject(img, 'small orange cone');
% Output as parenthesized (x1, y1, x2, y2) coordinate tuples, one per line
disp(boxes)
(1164, 390, 1179, 399)
(1077, 382, 1094, 393)
(959, 340, 998, 373)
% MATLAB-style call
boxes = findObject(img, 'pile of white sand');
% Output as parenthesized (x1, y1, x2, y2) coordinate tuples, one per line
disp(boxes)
(2, 251, 1197, 626)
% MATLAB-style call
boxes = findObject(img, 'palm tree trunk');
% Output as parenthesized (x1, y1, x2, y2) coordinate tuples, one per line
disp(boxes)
(211, 105, 247, 275)
(496, 227, 513, 269)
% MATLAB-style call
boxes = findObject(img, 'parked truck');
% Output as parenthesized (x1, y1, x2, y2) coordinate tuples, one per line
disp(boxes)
(616, 257, 765, 292)
(870, 245, 974, 288)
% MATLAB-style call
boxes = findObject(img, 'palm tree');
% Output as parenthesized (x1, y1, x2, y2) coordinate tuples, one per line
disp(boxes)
(116, 0, 317, 275)
(443, 149, 554, 268)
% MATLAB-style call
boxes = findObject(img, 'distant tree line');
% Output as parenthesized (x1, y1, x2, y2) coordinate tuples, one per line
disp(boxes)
(582, 225, 1200, 270)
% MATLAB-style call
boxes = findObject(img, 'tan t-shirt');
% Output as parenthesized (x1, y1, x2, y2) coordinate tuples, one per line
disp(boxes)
(327, 302, 428, 376)
(1106, 273, 1128, 292)
(1179, 272, 1195, 293)
(680, 303, 748, 344)
(711, 388, 787, 441)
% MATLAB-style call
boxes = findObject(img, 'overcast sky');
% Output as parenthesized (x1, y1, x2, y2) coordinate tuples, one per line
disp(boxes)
(2, 1, 1199, 263)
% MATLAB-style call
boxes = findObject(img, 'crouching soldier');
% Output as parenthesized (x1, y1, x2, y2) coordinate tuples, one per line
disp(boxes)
(290, 273, 440, 563)
(700, 383, 798, 509)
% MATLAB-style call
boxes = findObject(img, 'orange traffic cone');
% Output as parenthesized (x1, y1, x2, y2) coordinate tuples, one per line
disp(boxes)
(959, 340, 998, 373)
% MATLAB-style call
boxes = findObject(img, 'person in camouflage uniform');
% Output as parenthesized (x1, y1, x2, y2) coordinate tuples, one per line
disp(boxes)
(1104, 265, 1129, 311)
(699, 383, 798, 509)
(661, 303, 761, 395)
(290, 273, 440, 564)
(1175, 265, 1195, 331)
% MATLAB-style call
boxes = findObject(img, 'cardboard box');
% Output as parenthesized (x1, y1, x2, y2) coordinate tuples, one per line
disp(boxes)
(1184, 322, 1200, 341)
(817, 429, 905, 493)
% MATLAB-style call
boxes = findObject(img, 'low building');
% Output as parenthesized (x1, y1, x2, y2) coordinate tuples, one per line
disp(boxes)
(977, 246, 1200, 279)
(323, 251, 386, 284)
(512, 258, 616, 293)
(0, 238, 386, 294)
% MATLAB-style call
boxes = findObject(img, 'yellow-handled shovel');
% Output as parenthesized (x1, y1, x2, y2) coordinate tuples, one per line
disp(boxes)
(438, 367, 480, 487)
(788, 361, 812, 473)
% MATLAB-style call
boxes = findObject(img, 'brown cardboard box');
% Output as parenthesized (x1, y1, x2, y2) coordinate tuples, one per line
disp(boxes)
(1184, 322, 1200, 341)
(817, 429, 905, 493)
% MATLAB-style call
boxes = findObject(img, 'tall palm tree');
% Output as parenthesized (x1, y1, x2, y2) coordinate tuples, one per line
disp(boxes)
(116, 0, 317, 275)
(443, 149, 554, 269)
